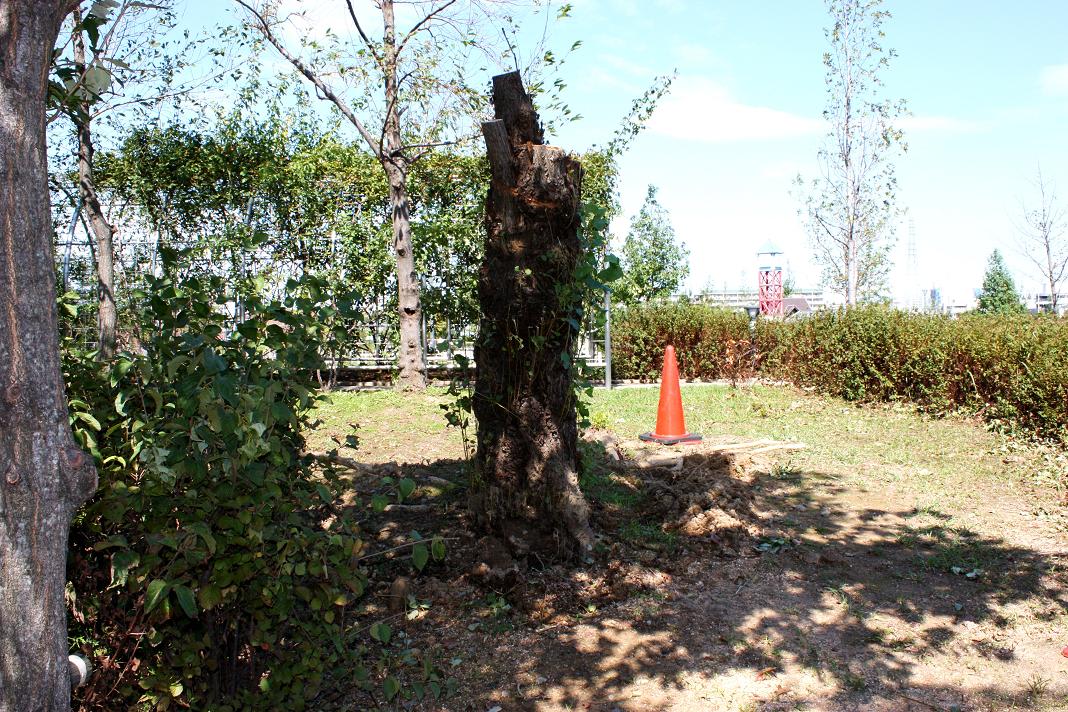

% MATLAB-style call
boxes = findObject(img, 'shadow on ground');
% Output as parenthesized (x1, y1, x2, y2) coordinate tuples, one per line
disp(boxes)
(333, 445, 1068, 711)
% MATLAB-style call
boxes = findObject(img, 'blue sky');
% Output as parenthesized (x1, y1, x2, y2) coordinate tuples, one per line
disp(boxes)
(191, 0, 1068, 303)
(543, 0, 1068, 303)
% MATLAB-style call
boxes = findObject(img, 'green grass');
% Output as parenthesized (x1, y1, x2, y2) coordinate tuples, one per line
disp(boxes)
(618, 521, 680, 551)
(308, 383, 1063, 527)
(307, 387, 465, 462)
(586, 383, 1043, 512)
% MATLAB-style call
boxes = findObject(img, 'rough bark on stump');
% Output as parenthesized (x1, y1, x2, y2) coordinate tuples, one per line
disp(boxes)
(470, 72, 593, 558)
(0, 2, 98, 709)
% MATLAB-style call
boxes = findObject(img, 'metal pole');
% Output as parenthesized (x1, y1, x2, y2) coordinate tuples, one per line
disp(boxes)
(61, 196, 84, 290)
(421, 310, 428, 369)
(604, 289, 612, 389)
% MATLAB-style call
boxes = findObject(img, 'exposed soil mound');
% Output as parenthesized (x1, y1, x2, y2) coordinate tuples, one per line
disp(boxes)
(636, 452, 763, 551)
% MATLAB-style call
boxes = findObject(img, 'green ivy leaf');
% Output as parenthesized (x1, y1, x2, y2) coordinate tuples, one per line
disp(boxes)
(383, 676, 400, 701)
(431, 538, 446, 561)
(198, 584, 223, 611)
(397, 477, 416, 500)
(109, 550, 139, 589)
(144, 579, 169, 613)
(369, 622, 391, 644)
(202, 348, 226, 375)
(174, 584, 198, 618)
(75, 411, 101, 431)
(412, 543, 429, 571)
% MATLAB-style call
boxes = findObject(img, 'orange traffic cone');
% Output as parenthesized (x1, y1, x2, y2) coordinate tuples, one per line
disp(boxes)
(639, 345, 702, 445)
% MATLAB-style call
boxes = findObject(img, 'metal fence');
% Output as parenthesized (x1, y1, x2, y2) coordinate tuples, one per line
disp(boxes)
(55, 198, 614, 385)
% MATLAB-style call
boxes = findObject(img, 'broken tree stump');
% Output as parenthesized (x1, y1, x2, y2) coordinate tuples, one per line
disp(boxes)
(468, 71, 594, 558)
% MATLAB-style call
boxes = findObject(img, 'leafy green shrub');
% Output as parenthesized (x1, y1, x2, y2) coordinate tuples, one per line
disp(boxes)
(64, 252, 441, 710)
(758, 306, 1068, 440)
(611, 301, 751, 380)
(612, 302, 1068, 439)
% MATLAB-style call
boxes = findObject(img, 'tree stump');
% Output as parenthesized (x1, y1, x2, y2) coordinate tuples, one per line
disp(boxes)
(469, 72, 593, 558)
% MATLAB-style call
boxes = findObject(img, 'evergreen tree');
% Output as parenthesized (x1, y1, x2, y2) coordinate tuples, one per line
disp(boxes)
(977, 250, 1026, 314)
(615, 185, 690, 305)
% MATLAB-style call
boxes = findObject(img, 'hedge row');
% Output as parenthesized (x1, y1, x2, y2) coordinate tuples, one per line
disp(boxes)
(611, 302, 1068, 440)
(611, 302, 751, 381)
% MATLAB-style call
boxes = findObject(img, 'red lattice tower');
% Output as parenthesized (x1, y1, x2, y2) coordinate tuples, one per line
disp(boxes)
(757, 242, 784, 317)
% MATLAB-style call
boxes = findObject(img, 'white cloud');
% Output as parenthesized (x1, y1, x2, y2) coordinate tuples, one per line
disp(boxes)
(1040, 64, 1068, 96)
(648, 76, 822, 143)
(761, 161, 804, 179)
(599, 53, 654, 79)
(899, 115, 984, 133)
(674, 42, 714, 66)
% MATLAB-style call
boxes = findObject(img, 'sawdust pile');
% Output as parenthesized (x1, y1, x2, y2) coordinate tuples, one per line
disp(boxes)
(636, 452, 763, 551)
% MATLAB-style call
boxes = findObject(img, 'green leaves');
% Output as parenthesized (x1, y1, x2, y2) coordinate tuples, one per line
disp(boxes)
(144, 579, 169, 613)
(614, 186, 688, 307)
(173, 585, 198, 618)
(977, 250, 1027, 315)
(369, 622, 392, 644)
(411, 543, 429, 571)
(62, 267, 380, 708)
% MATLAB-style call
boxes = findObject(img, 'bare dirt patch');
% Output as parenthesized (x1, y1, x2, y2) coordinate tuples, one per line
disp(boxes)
(311, 391, 1068, 711)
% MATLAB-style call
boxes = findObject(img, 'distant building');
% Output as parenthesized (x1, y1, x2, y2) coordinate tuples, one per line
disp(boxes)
(695, 287, 834, 312)
(1033, 293, 1068, 315)
(783, 296, 811, 316)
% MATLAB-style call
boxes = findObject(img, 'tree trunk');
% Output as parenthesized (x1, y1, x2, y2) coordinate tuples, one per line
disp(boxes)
(0, 2, 98, 710)
(470, 72, 593, 559)
(72, 10, 117, 360)
(385, 160, 426, 389)
(379, 0, 425, 390)
(1047, 243, 1057, 313)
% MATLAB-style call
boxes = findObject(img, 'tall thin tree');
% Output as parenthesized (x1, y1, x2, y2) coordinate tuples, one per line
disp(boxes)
(798, 0, 906, 304)
(51, 1, 221, 360)
(0, 1, 98, 708)
(236, 0, 508, 389)
(1017, 167, 1068, 313)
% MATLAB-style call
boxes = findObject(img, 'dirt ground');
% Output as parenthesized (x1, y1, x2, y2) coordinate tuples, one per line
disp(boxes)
(313, 389, 1068, 711)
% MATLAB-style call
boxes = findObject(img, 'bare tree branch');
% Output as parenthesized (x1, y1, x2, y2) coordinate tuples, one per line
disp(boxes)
(234, 0, 383, 158)
(345, 0, 382, 67)
(396, 0, 458, 57)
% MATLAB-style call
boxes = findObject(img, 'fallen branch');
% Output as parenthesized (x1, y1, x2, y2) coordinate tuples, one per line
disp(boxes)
(357, 536, 459, 562)
(706, 439, 776, 452)
(382, 503, 433, 513)
(745, 443, 808, 454)
(310, 451, 373, 473)
(418, 474, 460, 488)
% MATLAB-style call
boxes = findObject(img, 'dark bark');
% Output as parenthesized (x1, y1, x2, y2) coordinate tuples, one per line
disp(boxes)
(71, 8, 117, 360)
(0, 2, 98, 710)
(470, 72, 593, 558)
